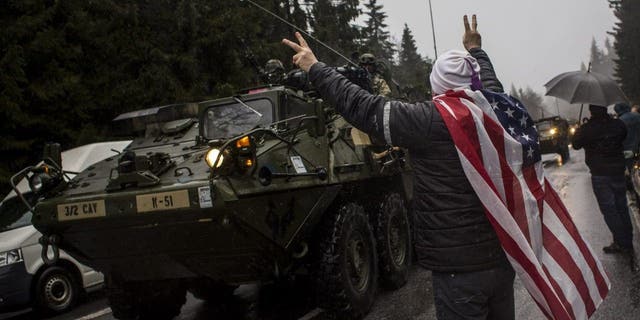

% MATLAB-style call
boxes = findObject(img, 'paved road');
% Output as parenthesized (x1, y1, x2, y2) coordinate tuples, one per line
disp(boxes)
(2, 149, 640, 320)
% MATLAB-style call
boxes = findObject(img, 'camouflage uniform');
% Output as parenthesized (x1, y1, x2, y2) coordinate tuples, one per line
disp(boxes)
(359, 53, 391, 97)
(372, 74, 391, 97)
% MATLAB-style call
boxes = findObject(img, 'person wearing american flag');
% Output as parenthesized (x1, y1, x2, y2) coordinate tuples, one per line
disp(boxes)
(284, 14, 609, 320)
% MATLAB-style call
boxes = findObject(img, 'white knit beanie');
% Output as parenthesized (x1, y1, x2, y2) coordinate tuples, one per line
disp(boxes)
(429, 50, 482, 96)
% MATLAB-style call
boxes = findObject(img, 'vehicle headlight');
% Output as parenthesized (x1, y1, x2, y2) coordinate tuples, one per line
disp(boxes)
(29, 172, 52, 193)
(549, 128, 557, 135)
(205, 148, 224, 168)
(0, 249, 23, 267)
(570, 127, 576, 134)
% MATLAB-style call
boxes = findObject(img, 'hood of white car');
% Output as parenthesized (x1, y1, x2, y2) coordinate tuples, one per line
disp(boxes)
(0, 225, 37, 252)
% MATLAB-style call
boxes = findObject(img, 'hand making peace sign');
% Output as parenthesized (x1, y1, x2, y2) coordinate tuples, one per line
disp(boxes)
(463, 14, 482, 50)
(282, 32, 319, 72)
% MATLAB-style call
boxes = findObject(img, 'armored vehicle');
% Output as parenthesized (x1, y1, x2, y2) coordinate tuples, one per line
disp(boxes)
(535, 116, 571, 164)
(11, 75, 413, 319)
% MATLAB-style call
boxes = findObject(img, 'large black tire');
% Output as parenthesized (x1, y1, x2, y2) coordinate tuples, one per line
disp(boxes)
(106, 276, 186, 320)
(314, 202, 378, 319)
(375, 193, 411, 289)
(33, 265, 80, 315)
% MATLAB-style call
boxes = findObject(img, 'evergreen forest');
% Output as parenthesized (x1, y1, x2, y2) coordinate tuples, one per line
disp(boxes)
(0, 0, 433, 194)
(2, 0, 639, 195)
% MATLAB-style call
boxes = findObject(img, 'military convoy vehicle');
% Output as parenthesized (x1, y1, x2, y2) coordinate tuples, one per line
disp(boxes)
(535, 116, 571, 164)
(10, 70, 413, 319)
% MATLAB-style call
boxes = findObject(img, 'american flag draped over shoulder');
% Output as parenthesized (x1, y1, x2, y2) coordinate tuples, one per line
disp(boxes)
(433, 89, 610, 320)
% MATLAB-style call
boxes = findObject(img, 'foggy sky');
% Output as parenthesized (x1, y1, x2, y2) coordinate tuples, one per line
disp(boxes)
(380, 0, 617, 97)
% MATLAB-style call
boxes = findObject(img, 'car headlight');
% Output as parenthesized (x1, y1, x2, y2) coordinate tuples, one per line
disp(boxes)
(29, 172, 50, 193)
(205, 148, 224, 168)
(0, 249, 23, 267)
(549, 128, 557, 135)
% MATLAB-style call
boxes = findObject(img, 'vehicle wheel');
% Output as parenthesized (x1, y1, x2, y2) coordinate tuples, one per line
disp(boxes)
(375, 192, 411, 289)
(560, 144, 570, 164)
(106, 276, 186, 320)
(314, 202, 378, 319)
(34, 266, 80, 315)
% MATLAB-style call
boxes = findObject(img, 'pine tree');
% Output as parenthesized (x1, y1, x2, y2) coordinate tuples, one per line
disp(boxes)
(610, 0, 640, 103)
(287, 0, 308, 32)
(361, 0, 395, 63)
(511, 86, 548, 120)
(307, 0, 360, 66)
(396, 24, 432, 101)
(589, 38, 606, 74)
(0, 0, 295, 194)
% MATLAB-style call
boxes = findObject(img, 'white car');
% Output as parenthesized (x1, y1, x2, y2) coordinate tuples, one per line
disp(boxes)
(0, 141, 130, 315)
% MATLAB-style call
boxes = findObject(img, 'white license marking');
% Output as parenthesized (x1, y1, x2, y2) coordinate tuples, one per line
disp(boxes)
(291, 155, 307, 173)
(198, 186, 213, 208)
(57, 200, 106, 221)
(136, 190, 190, 213)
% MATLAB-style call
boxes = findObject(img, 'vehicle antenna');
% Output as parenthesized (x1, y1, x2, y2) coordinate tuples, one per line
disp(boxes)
(243, 0, 359, 68)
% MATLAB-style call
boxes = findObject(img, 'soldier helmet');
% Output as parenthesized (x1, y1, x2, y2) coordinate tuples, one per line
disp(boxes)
(359, 53, 376, 65)
(264, 59, 285, 74)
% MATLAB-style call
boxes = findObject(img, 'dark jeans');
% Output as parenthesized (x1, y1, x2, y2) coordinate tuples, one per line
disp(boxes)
(432, 263, 515, 320)
(591, 175, 634, 249)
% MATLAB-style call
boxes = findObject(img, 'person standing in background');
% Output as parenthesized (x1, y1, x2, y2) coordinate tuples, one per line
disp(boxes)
(572, 105, 639, 272)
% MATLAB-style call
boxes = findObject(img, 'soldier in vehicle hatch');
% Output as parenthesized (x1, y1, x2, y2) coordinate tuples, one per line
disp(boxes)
(359, 53, 391, 97)
(262, 59, 287, 85)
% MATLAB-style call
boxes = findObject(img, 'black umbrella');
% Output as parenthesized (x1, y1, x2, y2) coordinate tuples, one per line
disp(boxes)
(544, 70, 627, 107)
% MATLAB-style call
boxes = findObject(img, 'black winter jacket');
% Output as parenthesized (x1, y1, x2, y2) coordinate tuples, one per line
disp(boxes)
(572, 115, 627, 176)
(308, 49, 507, 272)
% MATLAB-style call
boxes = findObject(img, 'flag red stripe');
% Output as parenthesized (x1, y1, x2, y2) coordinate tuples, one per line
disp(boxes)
(544, 180, 610, 299)
(541, 264, 576, 319)
(435, 101, 499, 194)
(440, 97, 483, 163)
(483, 113, 531, 243)
(542, 224, 596, 315)
(484, 212, 573, 320)
(523, 166, 545, 217)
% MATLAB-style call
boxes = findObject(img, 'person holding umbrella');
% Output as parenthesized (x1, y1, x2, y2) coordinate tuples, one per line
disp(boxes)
(546, 69, 639, 272)
(571, 107, 638, 271)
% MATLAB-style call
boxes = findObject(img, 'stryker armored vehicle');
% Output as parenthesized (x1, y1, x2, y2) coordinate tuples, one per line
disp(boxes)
(10, 71, 413, 319)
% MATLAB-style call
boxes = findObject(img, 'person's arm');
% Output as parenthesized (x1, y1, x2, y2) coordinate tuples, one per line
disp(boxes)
(283, 32, 434, 148)
(469, 48, 504, 93)
(309, 62, 433, 147)
(463, 15, 504, 93)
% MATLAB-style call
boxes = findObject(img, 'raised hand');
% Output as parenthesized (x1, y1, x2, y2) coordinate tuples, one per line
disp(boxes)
(282, 32, 318, 72)
(463, 14, 482, 50)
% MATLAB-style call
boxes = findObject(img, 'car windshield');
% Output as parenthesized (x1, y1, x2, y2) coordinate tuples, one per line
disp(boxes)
(0, 195, 33, 232)
(536, 121, 554, 131)
(203, 98, 273, 139)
